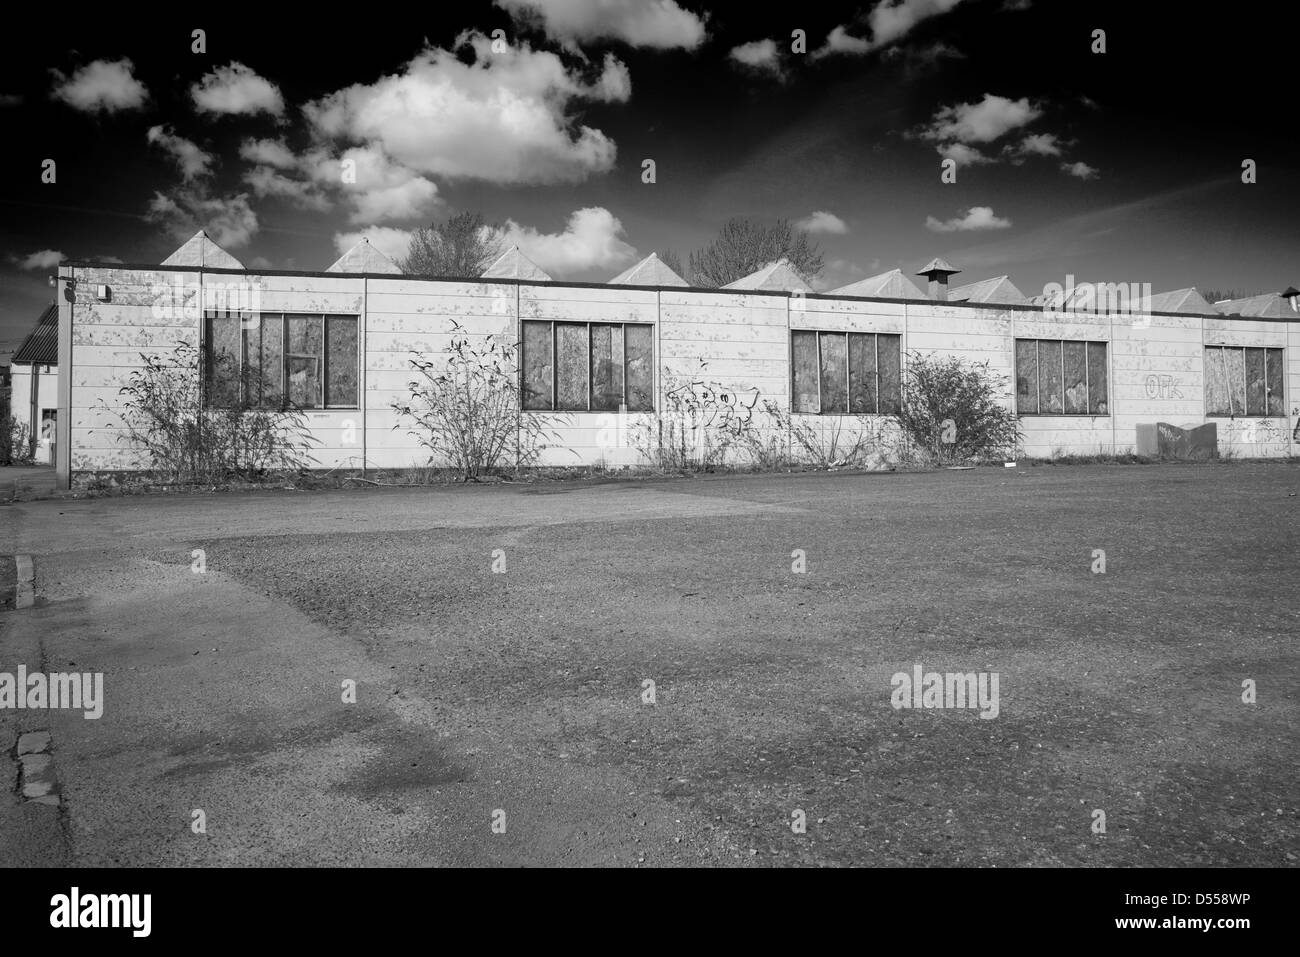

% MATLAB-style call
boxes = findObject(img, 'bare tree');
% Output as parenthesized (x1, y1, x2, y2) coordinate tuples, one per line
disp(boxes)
(659, 248, 686, 280)
(686, 218, 824, 288)
(1202, 288, 1262, 304)
(400, 212, 506, 277)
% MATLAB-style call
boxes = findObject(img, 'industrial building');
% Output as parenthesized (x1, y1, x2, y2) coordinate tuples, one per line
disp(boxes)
(52, 230, 1299, 487)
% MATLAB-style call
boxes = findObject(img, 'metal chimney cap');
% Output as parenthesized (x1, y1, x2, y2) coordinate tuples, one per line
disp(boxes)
(916, 257, 961, 277)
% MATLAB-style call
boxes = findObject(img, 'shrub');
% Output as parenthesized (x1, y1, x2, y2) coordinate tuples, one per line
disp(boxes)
(393, 321, 559, 480)
(632, 362, 760, 471)
(745, 401, 890, 469)
(97, 341, 316, 485)
(894, 351, 1020, 465)
(1, 417, 34, 466)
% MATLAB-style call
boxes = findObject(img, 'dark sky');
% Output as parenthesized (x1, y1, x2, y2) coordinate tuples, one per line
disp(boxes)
(1, 0, 1296, 352)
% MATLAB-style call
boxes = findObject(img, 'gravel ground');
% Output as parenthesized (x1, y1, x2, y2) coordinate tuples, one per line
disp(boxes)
(2, 464, 1297, 866)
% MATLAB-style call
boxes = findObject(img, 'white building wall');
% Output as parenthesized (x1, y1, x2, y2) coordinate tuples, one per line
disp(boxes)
(9, 363, 59, 463)
(56, 263, 1300, 483)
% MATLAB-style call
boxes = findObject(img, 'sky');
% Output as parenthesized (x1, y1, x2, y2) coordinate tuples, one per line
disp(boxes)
(1, 0, 1297, 353)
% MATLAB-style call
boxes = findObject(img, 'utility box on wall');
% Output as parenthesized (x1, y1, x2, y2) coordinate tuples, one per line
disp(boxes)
(1136, 422, 1218, 460)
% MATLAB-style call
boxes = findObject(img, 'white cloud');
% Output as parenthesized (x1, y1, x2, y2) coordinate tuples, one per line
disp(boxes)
(729, 39, 783, 77)
(146, 126, 214, 181)
(239, 138, 297, 169)
(796, 211, 849, 234)
(51, 58, 148, 113)
(333, 226, 415, 263)
(336, 145, 440, 224)
(937, 142, 992, 165)
(496, 0, 706, 50)
(922, 93, 1042, 144)
(304, 33, 628, 185)
(146, 188, 258, 248)
(191, 62, 284, 117)
(0, 93, 22, 107)
(14, 249, 64, 270)
(816, 0, 965, 58)
(1013, 132, 1062, 157)
(501, 207, 636, 276)
(242, 166, 331, 211)
(816, 25, 873, 57)
(1062, 160, 1099, 180)
(868, 0, 966, 47)
(925, 206, 1012, 232)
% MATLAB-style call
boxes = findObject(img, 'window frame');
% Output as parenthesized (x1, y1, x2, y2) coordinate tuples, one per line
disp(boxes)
(790, 329, 901, 415)
(1014, 337, 1110, 416)
(203, 311, 360, 410)
(1203, 345, 1285, 417)
(520, 319, 655, 413)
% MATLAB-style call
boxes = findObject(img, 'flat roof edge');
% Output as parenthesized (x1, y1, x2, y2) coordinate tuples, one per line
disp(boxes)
(57, 260, 1296, 322)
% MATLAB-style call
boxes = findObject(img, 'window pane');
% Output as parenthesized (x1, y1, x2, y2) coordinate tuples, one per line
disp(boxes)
(848, 333, 878, 414)
(1265, 348, 1284, 416)
(326, 316, 358, 407)
(819, 333, 848, 413)
(1205, 347, 1230, 415)
(791, 331, 818, 413)
(555, 322, 589, 411)
(1087, 342, 1108, 415)
(1063, 341, 1088, 413)
(1015, 339, 1038, 414)
(205, 314, 240, 407)
(286, 315, 323, 409)
(1223, 347, 1246, 414)
(521, 321, 553, 411)
(589, 323, 624, 412)
(1244, 347, 1267, 416)
(245, 314, 283, 409)
(624, 324, 654, 412)
(1038, 339, 1063, 413)
(877, 334, 902, 414)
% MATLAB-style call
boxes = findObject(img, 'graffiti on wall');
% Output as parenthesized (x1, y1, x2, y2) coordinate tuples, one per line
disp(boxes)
(1223, 416, 1291, 453)
(1143, 374, 1184, 400)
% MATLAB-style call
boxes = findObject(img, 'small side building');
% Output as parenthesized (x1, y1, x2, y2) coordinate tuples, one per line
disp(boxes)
(10, 303, 59, 464)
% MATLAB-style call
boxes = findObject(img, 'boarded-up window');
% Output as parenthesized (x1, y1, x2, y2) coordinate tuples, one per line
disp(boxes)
(208, 312, 357, 409)
(245, 315, 283, 409)
(790, 331, 901, 414)
(555, 323, 588, 411)
(1062, 341, 1087, 413)
(624, 324, 654, 412)
(521, 320, 553, 410)
(877, 335, 902, 414)
(1265, 348, 1284, 415)
(1015, 338, 1108, 415)
(848, 333, 877, 414)
(1245, 347, 1267, 416)
(1038, 340, 1063, 413)
(792, 331, 819, 412)
(1205, 347, 1232, 415)
(205, 315, 241, 407)
(1205, 345, 1284, 416)
(326, 316, 358, 407)
(819, 333, 848, 413)
(1087, 341, 1108, 415)
(589, 324, 624, 412)
(1015, 339, 1038, 414)
(522, 320, 654, 412)
(1224, 348, 1246, 414)
(287, 315, 323, 408)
